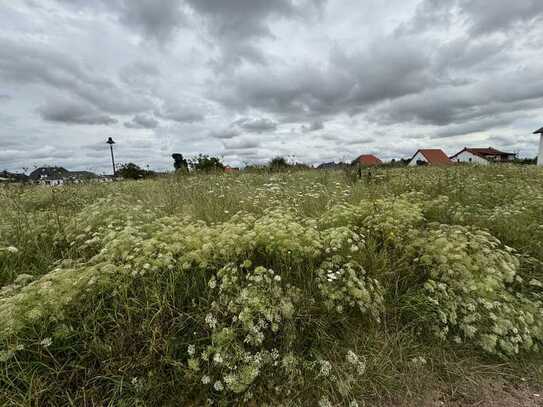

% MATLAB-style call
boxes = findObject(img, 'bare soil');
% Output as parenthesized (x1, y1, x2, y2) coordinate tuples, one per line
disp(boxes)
(421, 381, 543, 407)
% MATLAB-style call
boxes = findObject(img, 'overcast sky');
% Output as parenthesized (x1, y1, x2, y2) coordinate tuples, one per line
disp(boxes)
(1, 0, 543, 173)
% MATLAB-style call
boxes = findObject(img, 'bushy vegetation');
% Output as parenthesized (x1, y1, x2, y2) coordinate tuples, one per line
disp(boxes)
(0, 166, 542, 405)
(117, 162, 156, 179)
(190, 154, 225, 172)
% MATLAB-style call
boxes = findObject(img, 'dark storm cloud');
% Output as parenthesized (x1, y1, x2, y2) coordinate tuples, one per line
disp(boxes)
(319, 134, 374, 144)
(38, 101, 117, 125)
(214, 37, 438, 119)
(430, 115, 524, 139)
(158, 110, 205, 123)
(233, 117, 278, 132)
(120, 62, 161, 88)
(185, 0, 325, 66)
(155, 102, 206, 123)
(210, 128, 241, 140)
(223, 137, 261, 150)
(0, 38, 151, 115)
(302, 121, 324, 132)
(434, 35, 509, 72)
(461, 0, 543, 34)
(405, 0, 543, 35)
(372, 63, 543, 127)
(57, 0, 185, 42)
(116, 0, 186, 42)
(124, 114, 159, 129)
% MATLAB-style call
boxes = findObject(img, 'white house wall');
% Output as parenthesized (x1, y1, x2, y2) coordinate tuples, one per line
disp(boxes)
(452, 151, 489, 165)
(408, 151, 427, 166)
(538, 135, 543, 166)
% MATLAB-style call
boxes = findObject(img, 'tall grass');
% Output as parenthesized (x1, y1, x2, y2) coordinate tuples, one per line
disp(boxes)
(0, 166, 542, 406)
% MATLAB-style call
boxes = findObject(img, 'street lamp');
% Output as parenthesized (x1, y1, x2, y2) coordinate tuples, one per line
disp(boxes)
(106, 137, 116, 176)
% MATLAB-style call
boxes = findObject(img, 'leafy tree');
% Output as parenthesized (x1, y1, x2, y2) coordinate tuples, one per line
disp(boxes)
(117, 163, 154, 179)
(190, 154, 225, 172)
(171, 153, 189, 172)
(269, 156, 289, 171)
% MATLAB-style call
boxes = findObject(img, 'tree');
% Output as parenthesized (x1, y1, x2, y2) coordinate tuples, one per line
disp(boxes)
(172, 153, 189, 172)
(190, 154, 225, 172)
(117, 163, 154, 179)
(269, 156, 289, 171)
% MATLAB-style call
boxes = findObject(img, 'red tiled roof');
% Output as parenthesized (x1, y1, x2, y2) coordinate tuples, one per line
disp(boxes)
(355, 154, 382, 166)
(414, 149, 451, 165)
(450, 147, 514, 159)
(466, 147, 511, 156)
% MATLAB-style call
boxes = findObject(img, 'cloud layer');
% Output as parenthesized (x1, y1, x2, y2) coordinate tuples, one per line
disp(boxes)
(1, 0, 543, 172)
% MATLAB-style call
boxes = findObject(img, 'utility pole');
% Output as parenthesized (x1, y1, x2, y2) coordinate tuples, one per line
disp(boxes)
(106, 137, 116, 176)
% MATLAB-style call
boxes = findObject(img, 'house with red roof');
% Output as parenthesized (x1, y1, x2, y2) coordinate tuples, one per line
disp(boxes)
(408, 149, 451, 166)
(224, 166, 240, 173)
(352, 154, 383, 167)
(449, 147, 516, 165)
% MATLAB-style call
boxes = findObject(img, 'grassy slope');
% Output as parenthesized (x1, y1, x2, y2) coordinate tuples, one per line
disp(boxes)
(0, 166, 542, 406)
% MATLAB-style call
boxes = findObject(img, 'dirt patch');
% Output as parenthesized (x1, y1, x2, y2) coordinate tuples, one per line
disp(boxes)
(422, 380, 543, 407)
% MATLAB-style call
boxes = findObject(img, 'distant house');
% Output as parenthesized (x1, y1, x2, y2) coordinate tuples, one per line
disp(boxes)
(0, 171, 28, 183)
(29, 167, 69, 186)
(317, 162, 349, 170)
(352, 154, 383, 167)
(449, 147, 516, 165)
(29, 167, 98, 186)
(224, 166, 240, 173)
(29, 166, 69, 181)
(408, 149, 451, 166)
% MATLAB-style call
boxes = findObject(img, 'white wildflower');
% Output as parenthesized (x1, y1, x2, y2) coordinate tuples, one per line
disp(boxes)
(40, 337, 52, 348)
(205, 313, 218, 329)
(319, 360, 332, 377)
(208, 278, 217, 289)
(213, 352, 223, 364)
(201, 375, 211, 384)
(213, 380, 224, 392)
(318, 396, 333, 407)
(187, 344, 195, 356)
(346, 350, 359, 365)
(410, 356, 427, 366)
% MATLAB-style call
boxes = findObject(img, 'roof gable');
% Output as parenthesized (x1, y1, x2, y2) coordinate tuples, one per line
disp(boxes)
(355, 154, 382, 166)
(413, 149, 451, 165)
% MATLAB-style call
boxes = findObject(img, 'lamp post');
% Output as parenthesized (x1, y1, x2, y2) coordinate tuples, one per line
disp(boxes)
(106, 137, 116, 176)
(534, 127, 543, 166)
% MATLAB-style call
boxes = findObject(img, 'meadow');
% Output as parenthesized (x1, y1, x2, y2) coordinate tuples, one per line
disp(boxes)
(0, 166, 542, 406)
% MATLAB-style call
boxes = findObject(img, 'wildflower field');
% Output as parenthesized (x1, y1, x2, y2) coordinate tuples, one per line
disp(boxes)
(1, 166, 542, 406)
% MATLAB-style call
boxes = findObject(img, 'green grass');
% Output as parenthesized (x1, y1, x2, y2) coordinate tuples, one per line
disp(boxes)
(0, 166, 542, 406)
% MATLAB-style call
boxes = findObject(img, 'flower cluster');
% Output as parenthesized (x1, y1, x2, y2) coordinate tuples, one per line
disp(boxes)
(409, 224, 543, 355)
(316, 256, 384, 321)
